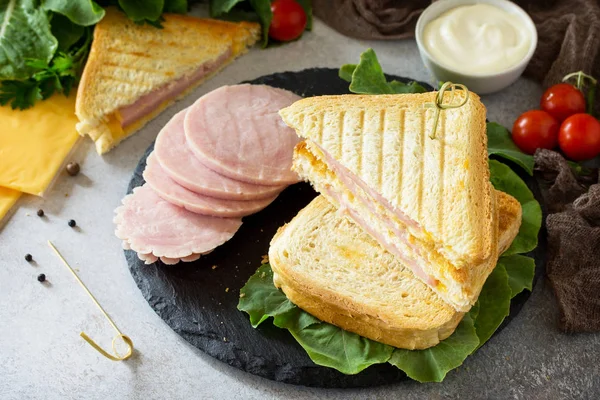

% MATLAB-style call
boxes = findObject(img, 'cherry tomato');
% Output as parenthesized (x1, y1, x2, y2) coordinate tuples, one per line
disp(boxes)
(558, 113, 600, 161)
(269, 0, 307, 42)
(540, 83, 586, 122)
(511, 110, 559, 155)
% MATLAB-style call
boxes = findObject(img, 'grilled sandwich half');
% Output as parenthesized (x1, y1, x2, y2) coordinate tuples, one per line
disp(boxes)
(76, 8, 260, 154)
(279, 92, 499, 311)
(269, 193, 521, 349)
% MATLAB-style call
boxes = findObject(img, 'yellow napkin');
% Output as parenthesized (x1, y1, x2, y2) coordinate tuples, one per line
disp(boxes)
(0, 93, 80, 196)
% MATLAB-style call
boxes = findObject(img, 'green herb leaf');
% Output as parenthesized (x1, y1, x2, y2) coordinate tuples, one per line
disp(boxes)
(50, 14, 86, 52)
(43, 0, 105, 26)
(209, 0, 243, 16)
(163, 0, 187, 13)
(118, 0, 164, 23)
(498, 254, 535, 298)
(341, 49, 426, 95)
(388, 314, 479, 382)
(248, 0, 272, 47)
(487, 122, 534, 176)
(0, 80, 42, 109)
(472, 264, 511, 348)
(489, 159, 542, 256)
(237, 263, 296, 327)
(0, 0, 58, 81)
(338, 64, 356, 83)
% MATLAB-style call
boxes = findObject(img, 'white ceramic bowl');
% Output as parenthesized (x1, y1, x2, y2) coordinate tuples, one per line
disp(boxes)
(415, 0, 537, 94)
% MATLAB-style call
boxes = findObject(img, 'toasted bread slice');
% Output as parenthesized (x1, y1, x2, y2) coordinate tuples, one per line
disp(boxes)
(293, 142, 508, 310)
(279, 92, 493, 270)
(269, 193, 520, 350)
(76, 8, 260, 154)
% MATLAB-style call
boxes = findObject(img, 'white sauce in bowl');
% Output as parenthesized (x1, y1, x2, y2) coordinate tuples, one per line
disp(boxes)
(423, 4, 532, 75)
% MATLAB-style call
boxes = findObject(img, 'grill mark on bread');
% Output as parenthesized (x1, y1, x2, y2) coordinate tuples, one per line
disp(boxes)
(357, 110, 365, 176)
(377, 109, 386, 190)
(397, 109, 405, 198)
(338, 111, 345, 160)
(439, 112, 446, 236)
(417, 110, 425, 221)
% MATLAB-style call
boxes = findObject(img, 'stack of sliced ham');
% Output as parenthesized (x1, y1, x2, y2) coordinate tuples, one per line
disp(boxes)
(114, 84, 302, 265)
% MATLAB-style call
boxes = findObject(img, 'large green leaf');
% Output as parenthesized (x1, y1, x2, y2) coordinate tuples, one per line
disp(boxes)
(237, 263, 296, 327)
(284, 317, 394, 375)
(118, 0, 164, 23)
(498, 254, 535, 298)
(388, 314, 479, 382)
(489, 159, 542, 256)
(472, 264, 511, 348)
(0, 0, 58, 80)
(42, 0, 105, 26)
(487, 122, 534, 176)
(340, 49, 427, 95)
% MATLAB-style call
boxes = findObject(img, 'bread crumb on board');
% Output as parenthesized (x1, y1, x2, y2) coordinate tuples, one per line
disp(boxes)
(261, 254, 269, 264)
(212, 265, 218, 270)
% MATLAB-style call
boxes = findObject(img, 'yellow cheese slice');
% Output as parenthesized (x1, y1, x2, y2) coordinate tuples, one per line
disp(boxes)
(0, 93, 80, 196)
(0, 186, 21, 221)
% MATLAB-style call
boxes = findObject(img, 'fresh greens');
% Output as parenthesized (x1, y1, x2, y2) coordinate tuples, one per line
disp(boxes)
(339, 48, 427, 95)
(0, 0, 58, 81)
(489, 159, 542, 256)
(248, 0, 272, 47)
(0, 0, 188, 109)
(388, 314, 479, 382)
(499, 255, 535, 298)
(487, 122, 535, 175)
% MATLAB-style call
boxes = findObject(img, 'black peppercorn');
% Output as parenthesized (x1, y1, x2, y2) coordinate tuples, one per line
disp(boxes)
(25, 254, 33, 262)
(37, 274, 46, 282)
(66, 162, 80, 176)
(68, 219, 76, 227)
(37, 209, 44, 217)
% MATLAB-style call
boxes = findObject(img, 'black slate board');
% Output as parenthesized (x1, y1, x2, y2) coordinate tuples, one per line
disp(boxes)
(125, 68, 545, 388)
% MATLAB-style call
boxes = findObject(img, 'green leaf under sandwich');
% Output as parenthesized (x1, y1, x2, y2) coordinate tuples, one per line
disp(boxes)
(489, 159, 542, 256)
(388, 314, 479, 382)
(487, 122, 535, 176)
(498, 254, 535, 298)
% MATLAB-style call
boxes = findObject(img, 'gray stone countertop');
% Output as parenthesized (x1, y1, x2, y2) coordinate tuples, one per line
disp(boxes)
(1, 10, 598, 400)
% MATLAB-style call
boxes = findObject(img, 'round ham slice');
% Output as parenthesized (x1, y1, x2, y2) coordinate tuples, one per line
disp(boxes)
(114, 185, 242, 261)
(184, 84, 302, 186)
(122, 240, 202, 265)
(155, 110, 284, 201)
(143, 152, 278, 218)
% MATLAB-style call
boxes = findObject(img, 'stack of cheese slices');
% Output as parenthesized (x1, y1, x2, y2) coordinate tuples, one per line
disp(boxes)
(114, 84, 302, 265)
(270, 91, 523, 349)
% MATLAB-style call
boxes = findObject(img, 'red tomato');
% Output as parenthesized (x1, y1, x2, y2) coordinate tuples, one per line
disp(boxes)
(512, 110, 560, 155)
(269, 0, 307, 42)
(558, 113, 600, 161)
(540, 83, 586, 122)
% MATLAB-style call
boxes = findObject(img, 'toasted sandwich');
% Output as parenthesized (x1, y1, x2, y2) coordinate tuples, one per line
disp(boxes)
(269, 193, 521, 349)
(76, 8, 260, 154)
(279, 92, 498, 311)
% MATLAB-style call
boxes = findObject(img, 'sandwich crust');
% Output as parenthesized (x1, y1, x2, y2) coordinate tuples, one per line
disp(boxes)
(269, 194, 521, 349)
(76, 8, 260, 154)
